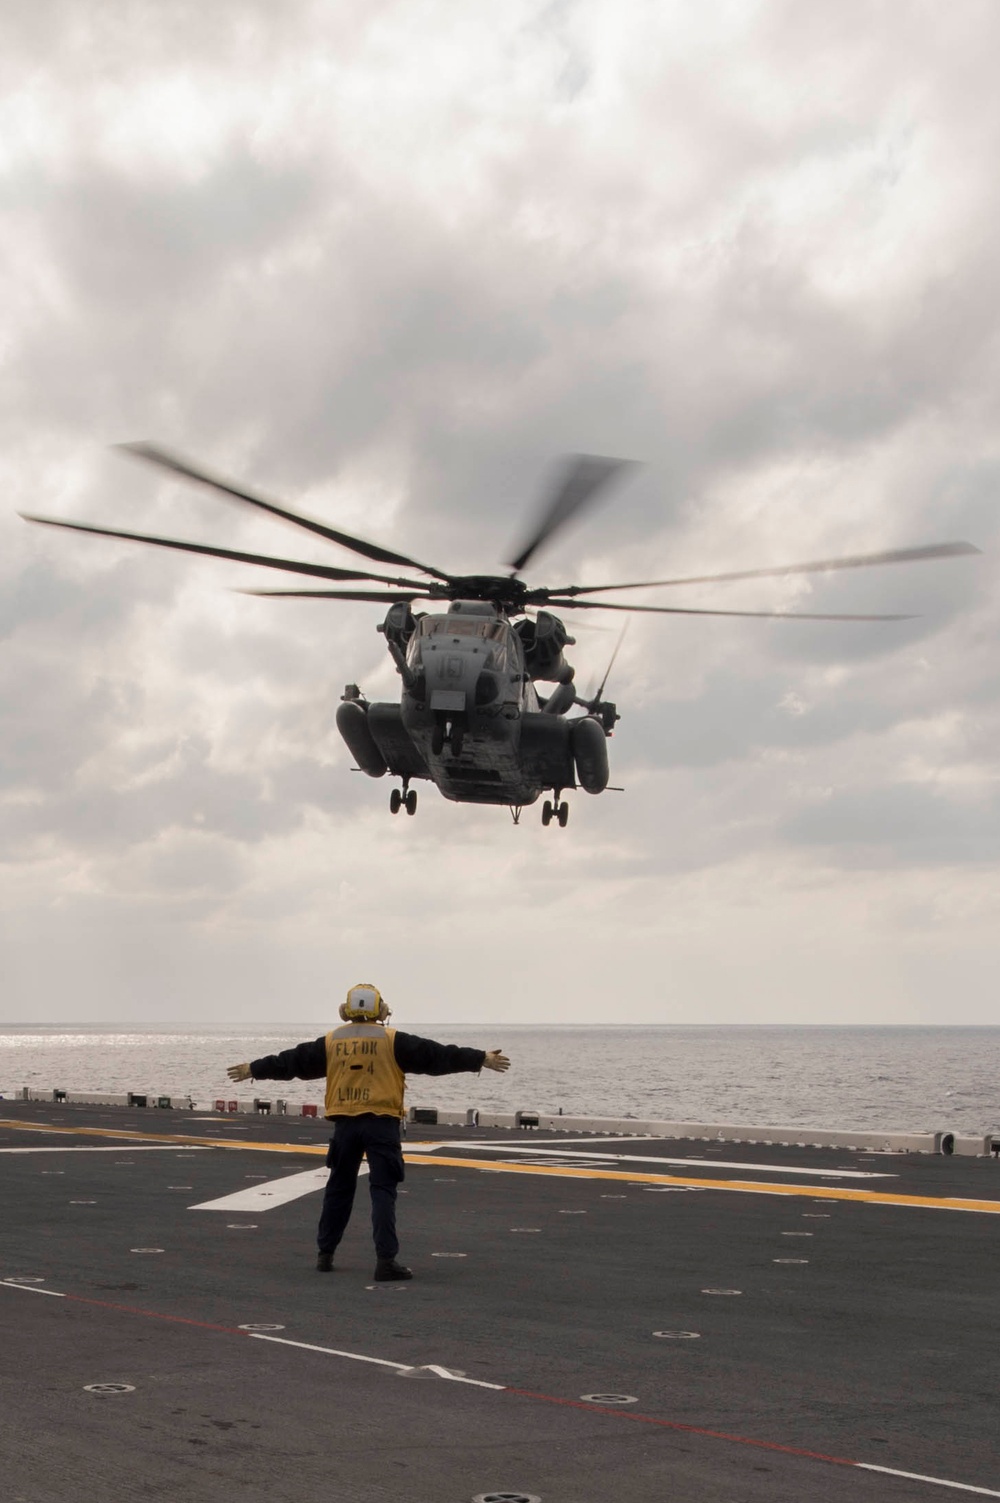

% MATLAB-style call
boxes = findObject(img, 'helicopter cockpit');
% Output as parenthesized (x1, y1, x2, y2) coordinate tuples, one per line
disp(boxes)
(406, 609, 517, 674)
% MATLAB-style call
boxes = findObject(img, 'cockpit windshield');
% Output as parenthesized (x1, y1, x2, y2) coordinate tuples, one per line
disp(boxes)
(408, 614, 514, 672)
(417, 617, 508, 640)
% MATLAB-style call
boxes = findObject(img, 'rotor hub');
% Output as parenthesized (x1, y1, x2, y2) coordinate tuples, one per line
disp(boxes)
(439, 575, 531, 611)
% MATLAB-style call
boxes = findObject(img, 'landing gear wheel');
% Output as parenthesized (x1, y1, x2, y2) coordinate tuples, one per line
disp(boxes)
(450, 725, 464, 756)
(557, 801, 569, 828)
(431, 724, 445, 756)
(404, 789, 417, 816)
(541, 801, 553, 826)
(389, 788, 402, 815)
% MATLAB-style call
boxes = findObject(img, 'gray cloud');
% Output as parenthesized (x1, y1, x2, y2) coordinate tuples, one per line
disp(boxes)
(782, 783, 1000, 866)
(3, 2, 1000, 1023)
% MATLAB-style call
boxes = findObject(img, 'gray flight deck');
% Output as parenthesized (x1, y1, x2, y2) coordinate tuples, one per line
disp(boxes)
(1, 1099, 998, 1502)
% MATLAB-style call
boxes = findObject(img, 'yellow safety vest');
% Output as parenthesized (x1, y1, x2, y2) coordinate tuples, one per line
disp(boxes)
(324, 1024, 405, 1118)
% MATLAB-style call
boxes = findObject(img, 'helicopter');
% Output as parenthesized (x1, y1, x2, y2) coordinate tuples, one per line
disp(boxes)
(24, 444, 979, 827)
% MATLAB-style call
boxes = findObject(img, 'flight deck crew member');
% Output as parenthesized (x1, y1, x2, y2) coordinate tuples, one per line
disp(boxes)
(227, 984, 510, 1281)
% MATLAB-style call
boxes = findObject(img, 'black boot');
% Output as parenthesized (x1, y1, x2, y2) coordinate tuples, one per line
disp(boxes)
(374, 1258, 412, 1281)
(316, 1251, 334, 1272)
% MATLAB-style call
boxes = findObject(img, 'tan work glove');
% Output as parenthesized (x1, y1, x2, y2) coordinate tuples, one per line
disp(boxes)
(482, 1050, 510, 1073)
(227, 1062, 252, 1083)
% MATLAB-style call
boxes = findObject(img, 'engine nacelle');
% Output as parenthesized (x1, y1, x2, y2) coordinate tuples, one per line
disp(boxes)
(336, 700, 388, 778)
(377, 602, 419, 651)
(571, 715, 610, 794)
(515, 611, 576, 684)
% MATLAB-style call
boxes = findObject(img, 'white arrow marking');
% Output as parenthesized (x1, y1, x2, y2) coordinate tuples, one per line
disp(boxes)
(248, 1334, 504, 1389)
(189, 1164, 365, 1211)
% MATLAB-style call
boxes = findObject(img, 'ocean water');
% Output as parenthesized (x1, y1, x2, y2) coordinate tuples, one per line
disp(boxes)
(1, 1024, 998, 1134)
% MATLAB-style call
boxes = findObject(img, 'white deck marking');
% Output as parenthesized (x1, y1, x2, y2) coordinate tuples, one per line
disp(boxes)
(1, 1280, 65, 1297)
(244, 1333, 410, 1371)
(189, 1163, 363, 1211)
(858, 1464, 1000, 1497)
(249, 1333, 504, 1388)
(410, 1141, 893, 1180)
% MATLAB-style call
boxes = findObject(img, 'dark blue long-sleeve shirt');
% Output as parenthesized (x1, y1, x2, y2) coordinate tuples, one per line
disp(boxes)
(250, 1031, 486, 1082)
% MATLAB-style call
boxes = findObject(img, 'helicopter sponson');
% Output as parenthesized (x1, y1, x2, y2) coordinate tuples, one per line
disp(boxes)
(336, 600, 609, 815)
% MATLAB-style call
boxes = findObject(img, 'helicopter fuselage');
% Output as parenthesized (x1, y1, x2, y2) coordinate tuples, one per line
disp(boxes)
(336, 600, 610, 812)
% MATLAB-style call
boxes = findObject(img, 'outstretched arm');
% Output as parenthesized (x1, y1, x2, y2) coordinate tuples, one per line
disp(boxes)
(393, 1032, 509, 1076)
(226, 1037, 327, 1084)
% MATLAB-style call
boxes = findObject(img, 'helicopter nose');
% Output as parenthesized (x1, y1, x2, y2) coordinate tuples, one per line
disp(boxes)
(423, 642, 486, 711)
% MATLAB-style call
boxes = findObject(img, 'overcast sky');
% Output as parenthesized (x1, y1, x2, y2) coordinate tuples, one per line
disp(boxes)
(2, 1, 999, 1028)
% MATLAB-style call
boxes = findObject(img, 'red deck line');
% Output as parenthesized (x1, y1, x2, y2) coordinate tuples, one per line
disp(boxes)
(5, 1279, 998, 1494)
(503, 1387, 856, 1465)
(60, 1290, 247, 1335)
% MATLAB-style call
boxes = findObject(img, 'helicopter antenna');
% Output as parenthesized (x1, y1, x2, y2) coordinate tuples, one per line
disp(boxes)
(588, 621, 629, 707)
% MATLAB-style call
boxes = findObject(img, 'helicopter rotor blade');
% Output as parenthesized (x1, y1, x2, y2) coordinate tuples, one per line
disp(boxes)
(506, 454, 639, 575)
(117, 441, 454, 581)
(20, 514, 434, 589)
(545, 598, 916, 621)
(546, 540, 981, 597)
(237, 588, 427, 602)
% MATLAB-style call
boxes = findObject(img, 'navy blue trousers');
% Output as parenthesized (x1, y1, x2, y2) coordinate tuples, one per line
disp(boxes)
(317, 1114, 405, 1260)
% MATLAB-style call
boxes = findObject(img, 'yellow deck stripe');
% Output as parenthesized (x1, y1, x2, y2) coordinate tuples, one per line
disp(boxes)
(2, 1119, 997, 1214)
(0, 1118, 326, 1154)
(406, 1154, 1000, 1214)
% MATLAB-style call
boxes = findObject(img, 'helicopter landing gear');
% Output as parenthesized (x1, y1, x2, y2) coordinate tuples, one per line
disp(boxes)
(431, 716, 464, 756)
(542, 797, 569, 828)
(390, 784, 418, 816)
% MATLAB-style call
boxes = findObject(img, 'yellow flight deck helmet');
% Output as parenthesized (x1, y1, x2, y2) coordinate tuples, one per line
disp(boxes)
(343, 983, 385, 1021)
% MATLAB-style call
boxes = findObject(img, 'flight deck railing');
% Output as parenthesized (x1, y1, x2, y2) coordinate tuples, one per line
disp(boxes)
(405, 1106, 995, 1157)
(1, 1087, 995, 1155)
